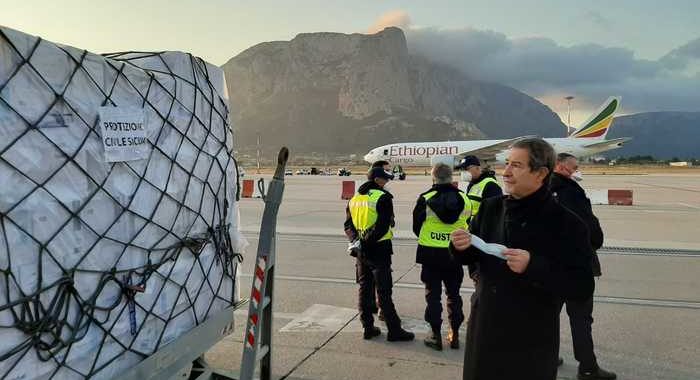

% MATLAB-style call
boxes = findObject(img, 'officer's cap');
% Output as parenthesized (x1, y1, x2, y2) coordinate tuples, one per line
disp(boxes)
(456, 155, 480, 170)
(368, 167, 395, 181)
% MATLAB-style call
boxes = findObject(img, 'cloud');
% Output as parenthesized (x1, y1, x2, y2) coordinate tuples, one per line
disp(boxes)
(660, 37, 700, 70)
(583, 10, 613, 31)
(367, 10, 412, 34)
(407, 27, 659, 87)
(403, 26, 700, 119)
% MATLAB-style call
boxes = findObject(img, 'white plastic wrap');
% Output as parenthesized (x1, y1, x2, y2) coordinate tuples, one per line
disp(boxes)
(0, 26, 245, 379)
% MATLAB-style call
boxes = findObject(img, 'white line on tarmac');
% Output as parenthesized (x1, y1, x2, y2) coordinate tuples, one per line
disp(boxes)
(233, 309, 299, 320)
(244, 234, 700, 255)
(240, 273, 700, 309)
(233, 304, 467, 335)
(677, 202, 700, 210)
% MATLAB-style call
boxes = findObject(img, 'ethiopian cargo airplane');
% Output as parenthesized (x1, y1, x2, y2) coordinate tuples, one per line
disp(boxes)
(363, 97, 630, 166)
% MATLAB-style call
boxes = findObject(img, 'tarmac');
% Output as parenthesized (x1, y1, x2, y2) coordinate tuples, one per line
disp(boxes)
(206, 172, 700, 380)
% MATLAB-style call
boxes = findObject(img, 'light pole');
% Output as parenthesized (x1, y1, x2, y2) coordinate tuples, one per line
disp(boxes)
(256, 133, 261, 174)
(564, 96, 575, 136)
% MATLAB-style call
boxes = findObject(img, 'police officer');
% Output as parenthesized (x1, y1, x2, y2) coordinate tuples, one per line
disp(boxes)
(344, 167, 415, 341)
(455, 155, 503, 283)
(413, 163, 471, 350)
(455, 155, 503, 221)
(369, 160, 391, 321)
(551, 153, 616, 380)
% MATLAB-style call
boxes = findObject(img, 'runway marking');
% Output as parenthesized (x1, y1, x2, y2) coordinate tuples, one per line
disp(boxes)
(628, 181, 700, 194)
(240, 273, 700, 310)
(678, 202, 700, 210)
(234, 309, 298, 320)
(236, 304, 466, 335)
(243, 234, 700, 256)
(279, 304, 357, 332)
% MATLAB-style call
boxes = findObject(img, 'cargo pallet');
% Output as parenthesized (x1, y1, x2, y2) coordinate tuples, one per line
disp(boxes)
(116, 148, 288, 380)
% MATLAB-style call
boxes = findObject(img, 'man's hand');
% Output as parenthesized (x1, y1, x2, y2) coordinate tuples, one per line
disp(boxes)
(450, 229, 471, 251)
(503, 249, 530, 274)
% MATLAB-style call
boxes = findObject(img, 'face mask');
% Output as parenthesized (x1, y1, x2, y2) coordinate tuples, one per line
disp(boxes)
(382, 182, 393, 192)
(470, 234, 507, 260)
(461, 171, 472, 182)
(571, 170, 583, 182)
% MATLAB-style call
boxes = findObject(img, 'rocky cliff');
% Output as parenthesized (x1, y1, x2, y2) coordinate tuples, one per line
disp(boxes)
(222, 27, 566, 156)
(608, 112, 700, 159)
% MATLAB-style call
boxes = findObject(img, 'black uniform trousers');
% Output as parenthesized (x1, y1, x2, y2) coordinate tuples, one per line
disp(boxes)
(356, 255, 401, 331)
(420, 264, 465, 331)
(563, 295, 597, 371)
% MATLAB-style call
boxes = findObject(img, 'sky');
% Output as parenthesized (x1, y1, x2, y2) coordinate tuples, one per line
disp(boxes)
(2, 0, 699, 125)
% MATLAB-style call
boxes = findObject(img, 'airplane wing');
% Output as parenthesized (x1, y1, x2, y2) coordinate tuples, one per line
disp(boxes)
(583, 137, 631, 150)
(455, 136, 535, 162)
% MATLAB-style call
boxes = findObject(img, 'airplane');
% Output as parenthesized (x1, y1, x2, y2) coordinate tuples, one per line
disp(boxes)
(363, 97, 630, 166)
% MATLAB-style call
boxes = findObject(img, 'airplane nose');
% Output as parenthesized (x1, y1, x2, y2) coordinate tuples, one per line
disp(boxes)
(364, 153, 372, 162)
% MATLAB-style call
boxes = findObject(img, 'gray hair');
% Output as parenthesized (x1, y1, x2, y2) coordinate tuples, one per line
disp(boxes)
(557, 152, 576, 163)
(511, 138, 555, 181)
(432, 163, 453, 184)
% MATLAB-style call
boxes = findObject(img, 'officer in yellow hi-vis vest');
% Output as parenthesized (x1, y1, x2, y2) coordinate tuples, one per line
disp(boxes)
(412, 163, 472, 351)
(344, 167, 415, 342)
(455, 155, 503, 221)
(455, 155, 503, 286)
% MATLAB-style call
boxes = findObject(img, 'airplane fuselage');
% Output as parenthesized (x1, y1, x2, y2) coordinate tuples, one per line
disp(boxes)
(364, 138, 616, 166)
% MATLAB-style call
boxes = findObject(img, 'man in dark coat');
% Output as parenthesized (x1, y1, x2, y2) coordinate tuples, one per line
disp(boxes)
(450, 138, 594, 380)
(551, 153, 616, 380)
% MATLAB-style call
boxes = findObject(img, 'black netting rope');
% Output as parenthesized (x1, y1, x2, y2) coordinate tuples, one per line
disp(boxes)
(0, 29, 243, 379)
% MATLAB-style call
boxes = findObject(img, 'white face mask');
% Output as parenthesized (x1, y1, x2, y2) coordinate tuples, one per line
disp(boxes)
(571, 170, 583, 182)
(461, 171, 472, 182)
(382, 181, 393, 192)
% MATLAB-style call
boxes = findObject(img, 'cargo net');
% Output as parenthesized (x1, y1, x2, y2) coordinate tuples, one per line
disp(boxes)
(0, 27, 242, 379)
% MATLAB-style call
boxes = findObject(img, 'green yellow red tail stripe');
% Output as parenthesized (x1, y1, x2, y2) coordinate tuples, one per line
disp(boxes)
(571, 97, 619, 138)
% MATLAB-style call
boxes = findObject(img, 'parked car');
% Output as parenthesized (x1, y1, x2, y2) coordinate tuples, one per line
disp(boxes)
(337, 168, 351, 176)
(285, 169, 293, 176)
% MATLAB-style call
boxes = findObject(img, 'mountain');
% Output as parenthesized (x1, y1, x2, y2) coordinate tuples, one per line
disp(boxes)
(607, 112, 700, 159)
(221, 27, 566, 156)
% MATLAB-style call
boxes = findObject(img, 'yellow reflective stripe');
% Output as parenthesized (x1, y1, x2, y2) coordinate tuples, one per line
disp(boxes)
(418, 192, 471, 248)
(468, 177, 498, 217)
(350, 189, 392, 242)
(468, 177, 497, 198)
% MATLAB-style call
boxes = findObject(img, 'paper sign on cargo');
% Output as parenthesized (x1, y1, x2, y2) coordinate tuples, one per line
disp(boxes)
(98, 107, 149, 162)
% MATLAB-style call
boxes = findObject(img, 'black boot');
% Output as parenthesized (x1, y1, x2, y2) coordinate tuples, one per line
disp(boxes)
(363, 326, 381, 340)
(447, 328, 459, 349)
(387, 327, 415, 342)
(578, 366, 617, 380)
(424, 329, 442, 351)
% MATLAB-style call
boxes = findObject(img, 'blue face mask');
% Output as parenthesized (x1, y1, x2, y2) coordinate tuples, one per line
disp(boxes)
(470, 234, 507, 260)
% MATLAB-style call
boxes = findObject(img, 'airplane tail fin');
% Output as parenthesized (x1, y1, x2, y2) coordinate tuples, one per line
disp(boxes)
(569, 96, 621, 139)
